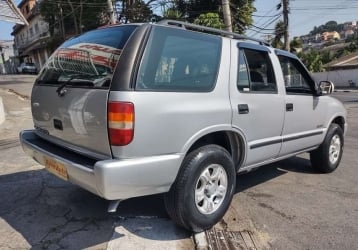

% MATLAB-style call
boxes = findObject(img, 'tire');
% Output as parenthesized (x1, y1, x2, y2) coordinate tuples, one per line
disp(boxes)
(310, 124, 344, 173)
(164, 144, 236, 232)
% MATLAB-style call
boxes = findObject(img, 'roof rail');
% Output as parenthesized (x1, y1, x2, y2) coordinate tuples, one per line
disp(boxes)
(157, 19, 271, 47)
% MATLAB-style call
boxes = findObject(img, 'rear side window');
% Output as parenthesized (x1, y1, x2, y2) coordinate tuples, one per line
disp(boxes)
(37, 25, 138, 89)
(136, 26, 221, 92)
(237, 48, 277, 93)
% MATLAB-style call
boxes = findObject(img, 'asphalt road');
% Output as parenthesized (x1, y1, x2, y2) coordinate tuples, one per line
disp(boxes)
(332, 91, 358, 103)
(0, 75, 357, 249)
(213, 91, 358, 249)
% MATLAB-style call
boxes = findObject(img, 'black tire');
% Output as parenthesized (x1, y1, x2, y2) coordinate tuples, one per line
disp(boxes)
(310, 124, 344, 173)
(164, 144, 236, 232)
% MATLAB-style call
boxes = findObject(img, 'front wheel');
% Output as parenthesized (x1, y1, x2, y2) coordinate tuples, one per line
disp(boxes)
(164, 145, 236, 232)
(310, 124, 344, 173)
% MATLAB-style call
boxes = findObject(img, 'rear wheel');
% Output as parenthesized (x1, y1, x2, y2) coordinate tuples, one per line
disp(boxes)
(310, 124, 344, 173)
(164, 145, 236, 232)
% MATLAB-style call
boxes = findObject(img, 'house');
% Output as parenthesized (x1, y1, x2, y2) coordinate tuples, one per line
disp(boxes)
(11, 0, 50, 71)
(324, 51, 358, 71)
(0, 40, 17, 74)
(321, 31, 341, 41)
(312, 51, 358, 88)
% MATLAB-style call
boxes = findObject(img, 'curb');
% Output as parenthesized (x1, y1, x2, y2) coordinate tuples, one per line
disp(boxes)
(334, 89, 358, 93)
(0, 96, 4, 125)
(194, 232, 209, 250)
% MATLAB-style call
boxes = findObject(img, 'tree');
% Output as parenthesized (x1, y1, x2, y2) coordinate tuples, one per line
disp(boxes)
(124, 0, 152, 22)
(158, 0, 255, 33)
(163, 8, 183, 20)
(40, 0, 108, 51)
(309, 20, 343, 35)
(290, 37, 302, 53)
(272, 20, 284, 49)
(231, 0, 256, 34)
(298, 51, 324, 72)
(194, 13, 224, 29)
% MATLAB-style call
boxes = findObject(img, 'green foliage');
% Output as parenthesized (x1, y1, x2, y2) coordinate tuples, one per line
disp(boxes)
(161, 0, 255, 33)
(272, 20, 284, 49)
(231, 0, 256, 34)
(309, 20, 343, 35)
(194, 13, 224, 29)
(290, 37, 302, 53)
(298, 51, 324, 73)
(163, 8, 183, 20)
(345, 34, 358, 43)
(124, 0, 152, 22)
(40, 0, 108, 51)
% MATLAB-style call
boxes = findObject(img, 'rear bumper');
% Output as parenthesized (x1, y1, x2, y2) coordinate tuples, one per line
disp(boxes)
(20, 130, 183, 200)
(22, 68, 37, 73)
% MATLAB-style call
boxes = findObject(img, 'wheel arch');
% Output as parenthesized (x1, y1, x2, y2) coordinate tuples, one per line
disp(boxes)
(331, 116, 345, 132)
(181, 126, 247, 171)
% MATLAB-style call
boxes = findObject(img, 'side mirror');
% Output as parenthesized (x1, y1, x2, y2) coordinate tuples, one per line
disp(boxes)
(318, 80, 335, 95)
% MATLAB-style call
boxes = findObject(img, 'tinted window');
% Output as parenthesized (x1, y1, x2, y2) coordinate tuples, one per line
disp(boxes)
(136, 26, 221, 92)
(37, 25, 138, 88)
(237, 48, 277, 93)
(278, 55, 314, 94)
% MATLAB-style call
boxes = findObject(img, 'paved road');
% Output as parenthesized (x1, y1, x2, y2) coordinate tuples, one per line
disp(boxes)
(0, 75, 357, 249)
(0, 75, 193, 250)
(210, 92, 358, 249)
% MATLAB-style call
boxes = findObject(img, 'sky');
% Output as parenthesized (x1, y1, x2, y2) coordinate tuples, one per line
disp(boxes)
(247, 0, 358, 39)
(1, 0, 358, 41)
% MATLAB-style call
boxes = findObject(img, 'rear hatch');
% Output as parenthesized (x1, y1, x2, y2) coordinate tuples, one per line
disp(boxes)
(31, 25, 138, 158)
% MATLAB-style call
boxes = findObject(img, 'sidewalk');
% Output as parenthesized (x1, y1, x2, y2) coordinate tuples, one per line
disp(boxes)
(335, 87, 358, 93)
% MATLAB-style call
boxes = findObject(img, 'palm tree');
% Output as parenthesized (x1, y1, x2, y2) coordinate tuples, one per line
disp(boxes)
(272, 20, 285, 49)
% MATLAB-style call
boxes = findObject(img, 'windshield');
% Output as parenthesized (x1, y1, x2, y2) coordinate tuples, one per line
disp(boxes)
(37, 25, 138, 88)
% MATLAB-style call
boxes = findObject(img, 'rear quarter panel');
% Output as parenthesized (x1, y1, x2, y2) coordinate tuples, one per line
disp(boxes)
(109, 39, 233, 158)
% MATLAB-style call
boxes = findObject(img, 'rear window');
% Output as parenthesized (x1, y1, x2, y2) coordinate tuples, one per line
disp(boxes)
(135, 26, 222, 92)
(25, 63, 35, 66)
(37, 25, 138, 88)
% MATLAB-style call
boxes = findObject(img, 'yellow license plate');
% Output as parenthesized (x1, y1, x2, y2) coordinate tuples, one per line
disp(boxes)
(44, 157, 68, 181)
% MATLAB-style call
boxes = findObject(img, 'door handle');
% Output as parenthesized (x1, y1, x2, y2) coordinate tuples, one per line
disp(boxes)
(238, 104, 249, 114)
(286, 103, 293, 112)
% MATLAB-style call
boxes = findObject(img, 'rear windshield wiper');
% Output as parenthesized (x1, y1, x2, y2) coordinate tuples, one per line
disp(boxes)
(56, 73, 97, 96)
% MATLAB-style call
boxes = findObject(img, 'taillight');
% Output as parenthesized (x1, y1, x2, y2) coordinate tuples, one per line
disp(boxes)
(108, 101, 134, 146)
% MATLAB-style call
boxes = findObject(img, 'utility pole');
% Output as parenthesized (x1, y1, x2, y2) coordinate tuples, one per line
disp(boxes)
(222, 0, 232, 32)
(107, 0, 116, 24)
(283, 0, 290, 51)
(58, 4, 66, 39)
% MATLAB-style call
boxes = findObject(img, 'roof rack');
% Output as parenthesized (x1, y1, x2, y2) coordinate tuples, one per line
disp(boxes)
(157, 19, 271, 47)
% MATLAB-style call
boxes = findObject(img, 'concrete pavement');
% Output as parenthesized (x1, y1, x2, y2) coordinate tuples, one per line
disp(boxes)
(0, 75, 195, 250)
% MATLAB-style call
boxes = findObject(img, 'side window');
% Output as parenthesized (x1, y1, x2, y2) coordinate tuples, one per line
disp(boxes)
(278, 55, 314, 94)
(237, 48, 277, 93)
(136, 26, 221, 92)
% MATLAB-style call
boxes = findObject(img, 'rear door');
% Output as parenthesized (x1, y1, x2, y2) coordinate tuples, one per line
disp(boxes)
(31, 25, 138, 158)
(230, 42, 285, 166)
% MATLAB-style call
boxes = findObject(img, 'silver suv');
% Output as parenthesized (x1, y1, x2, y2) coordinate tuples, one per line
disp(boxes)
(20, 21, 347, 232)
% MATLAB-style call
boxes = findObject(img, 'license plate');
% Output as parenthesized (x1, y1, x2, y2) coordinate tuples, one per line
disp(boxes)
(44, 157, 68, 181)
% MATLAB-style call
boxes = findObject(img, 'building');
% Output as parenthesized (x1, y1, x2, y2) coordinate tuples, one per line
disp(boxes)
(321, 31, 341, 41)
(0, 40, 17, 74)
(313, 51, 358, 88)
(343, 21, 358, 31)
(12, 0, 50, 71)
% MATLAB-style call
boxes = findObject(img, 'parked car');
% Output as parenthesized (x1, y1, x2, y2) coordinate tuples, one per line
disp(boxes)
(17, 62, 37, 74)
(20, 20, 347, 232)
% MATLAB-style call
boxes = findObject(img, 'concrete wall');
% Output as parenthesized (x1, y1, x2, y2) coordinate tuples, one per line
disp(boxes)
(312, 69, 358, 87)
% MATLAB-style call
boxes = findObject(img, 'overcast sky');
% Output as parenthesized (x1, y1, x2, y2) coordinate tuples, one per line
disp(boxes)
(1, 0, 358, 41)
